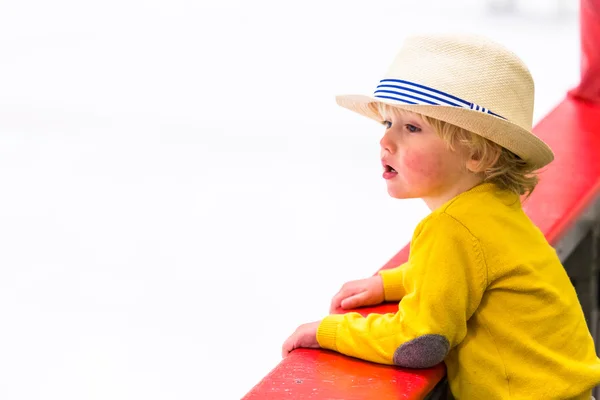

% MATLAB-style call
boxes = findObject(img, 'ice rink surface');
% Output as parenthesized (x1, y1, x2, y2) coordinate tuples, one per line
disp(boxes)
(0, 0, 581, 398)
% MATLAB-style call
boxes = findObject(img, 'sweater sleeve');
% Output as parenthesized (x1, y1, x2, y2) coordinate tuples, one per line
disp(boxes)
(317, 212, 487, 367)
(378, 262, 409, 301)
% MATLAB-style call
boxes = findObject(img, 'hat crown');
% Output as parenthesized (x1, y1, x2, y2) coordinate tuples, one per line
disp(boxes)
(384, 34, 535, 129)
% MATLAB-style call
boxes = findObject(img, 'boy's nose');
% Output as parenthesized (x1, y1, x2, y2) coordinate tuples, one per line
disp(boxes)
(380, 132, 396, 153)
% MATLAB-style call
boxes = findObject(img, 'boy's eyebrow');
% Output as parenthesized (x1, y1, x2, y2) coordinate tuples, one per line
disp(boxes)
(379, 107, 426, 125)
(406, 118, 425, 126)
(398, 114, 426, 126)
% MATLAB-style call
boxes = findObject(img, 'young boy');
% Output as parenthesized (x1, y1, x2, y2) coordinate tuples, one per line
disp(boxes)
(282, 34, 600, 399)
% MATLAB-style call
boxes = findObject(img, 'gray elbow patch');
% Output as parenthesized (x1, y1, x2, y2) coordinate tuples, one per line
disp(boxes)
(393, 334, 449, 368)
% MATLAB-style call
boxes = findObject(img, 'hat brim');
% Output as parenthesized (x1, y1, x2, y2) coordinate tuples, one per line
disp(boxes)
(336, 94, 554, 170)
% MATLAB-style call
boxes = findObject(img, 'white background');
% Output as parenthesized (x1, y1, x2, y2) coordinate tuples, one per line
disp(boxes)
(0, 0, 581, 398)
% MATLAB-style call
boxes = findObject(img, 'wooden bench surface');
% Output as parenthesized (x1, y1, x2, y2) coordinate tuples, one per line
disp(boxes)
(243, 96, 600, 399)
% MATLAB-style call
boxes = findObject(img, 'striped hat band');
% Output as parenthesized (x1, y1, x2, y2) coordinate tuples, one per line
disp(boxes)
(373, 79, 506, 120)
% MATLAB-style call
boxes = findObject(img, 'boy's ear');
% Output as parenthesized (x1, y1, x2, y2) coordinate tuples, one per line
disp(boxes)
(466, 158, 483, 173)
(466, 146, 501, 173)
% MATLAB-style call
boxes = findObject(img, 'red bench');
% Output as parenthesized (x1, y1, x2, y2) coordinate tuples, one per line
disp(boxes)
(244, 2, 600, 398)
(243, 248, 446, 400)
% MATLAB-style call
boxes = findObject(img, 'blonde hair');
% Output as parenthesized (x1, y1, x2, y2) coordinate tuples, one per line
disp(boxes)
(374, 103, 539, 197)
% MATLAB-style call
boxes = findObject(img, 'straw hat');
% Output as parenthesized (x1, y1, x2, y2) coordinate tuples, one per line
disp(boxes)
(336, 34, 554, 169)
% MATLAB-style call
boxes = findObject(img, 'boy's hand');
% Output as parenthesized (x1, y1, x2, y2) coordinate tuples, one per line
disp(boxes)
(281, 321, 321, 357)
(329, 275, 384, 313)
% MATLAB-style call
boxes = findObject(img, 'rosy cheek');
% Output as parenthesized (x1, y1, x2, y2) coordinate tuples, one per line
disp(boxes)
(401, 150, 444, 182)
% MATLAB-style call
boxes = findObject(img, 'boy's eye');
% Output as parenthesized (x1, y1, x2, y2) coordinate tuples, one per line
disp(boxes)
(383, 120, 392, 129)
(406, 124, 421, 133)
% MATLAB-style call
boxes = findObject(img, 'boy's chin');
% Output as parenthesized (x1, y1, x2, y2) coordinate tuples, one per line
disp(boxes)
(385, 181, 424, 200)
(386, 186, 413, 200)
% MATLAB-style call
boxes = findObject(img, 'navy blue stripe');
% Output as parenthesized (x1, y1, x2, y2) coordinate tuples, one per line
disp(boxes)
(374, 78, 507, 120)
(380, 79, 471, 106)
(488, 110, 506, 120)
(376, 84, 462, 107)
(374, 95, 418, 105)
(374, 89, 437, 105)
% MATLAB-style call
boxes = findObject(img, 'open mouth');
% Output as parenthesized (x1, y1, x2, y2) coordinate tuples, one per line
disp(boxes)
(382, 162, 398, 180)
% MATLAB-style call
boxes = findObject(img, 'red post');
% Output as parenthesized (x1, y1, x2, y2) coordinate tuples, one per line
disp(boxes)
(569, 0, 600, 103)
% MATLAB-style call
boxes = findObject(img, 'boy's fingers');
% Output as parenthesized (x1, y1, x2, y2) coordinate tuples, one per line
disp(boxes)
(330, 289, 350, 313)
(329, 293, 344, 313)
(330, 285, 365, 313)
(282, 338, 293, 358)
(341, 291, 368, 309)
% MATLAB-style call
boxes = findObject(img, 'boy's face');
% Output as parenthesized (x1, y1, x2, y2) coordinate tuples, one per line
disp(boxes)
(379, 108, 477, 209)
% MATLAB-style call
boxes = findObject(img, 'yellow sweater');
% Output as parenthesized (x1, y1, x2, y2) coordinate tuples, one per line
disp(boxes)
(317, 183, 600, 399)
